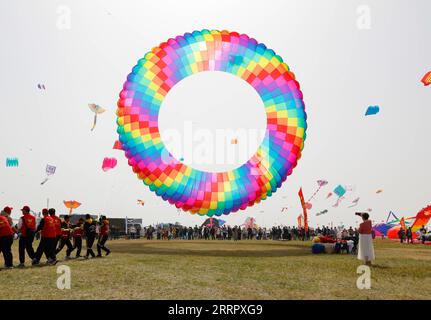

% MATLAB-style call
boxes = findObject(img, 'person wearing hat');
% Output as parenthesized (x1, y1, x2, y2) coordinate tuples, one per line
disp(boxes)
(33, 208, 58, 265)
(0, 206, 16, 268)
(0, 206, 14, 226)
(17, 206, 36, 267)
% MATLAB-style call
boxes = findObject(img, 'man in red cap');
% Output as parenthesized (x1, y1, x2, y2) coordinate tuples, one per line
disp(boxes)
(18, 206, 36, 267)
(0, 207, 15, 268)
(33, 208, 58, 265)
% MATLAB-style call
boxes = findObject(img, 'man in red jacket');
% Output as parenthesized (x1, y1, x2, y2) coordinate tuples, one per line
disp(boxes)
(97, 215, 111, 257)
(0, 208, 15, 268)
(18, 205, 36, 267)
(33, 209, 58, 265)
(49, 208, 62, 257)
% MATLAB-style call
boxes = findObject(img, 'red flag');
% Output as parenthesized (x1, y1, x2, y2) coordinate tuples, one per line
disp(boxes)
(298, 188, 308, 232)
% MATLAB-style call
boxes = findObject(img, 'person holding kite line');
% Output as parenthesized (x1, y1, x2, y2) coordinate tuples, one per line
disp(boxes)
(357, 212, 375, 266)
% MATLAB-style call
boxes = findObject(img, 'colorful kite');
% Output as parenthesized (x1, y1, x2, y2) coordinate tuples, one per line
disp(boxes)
(333, 185, 346, 198)
(411, 205, 431, 232)
(88, 103, 106, 131)
(63, 200, 81, 215)
(6, 158, 19, 167)
(40, 164, 56, 185)
(116, 30, 307, 216)
(365, 105, 380, 116)
(307, 179, 328, 202)
(421, 71, 431, 86)
(102, 157, 117, 172)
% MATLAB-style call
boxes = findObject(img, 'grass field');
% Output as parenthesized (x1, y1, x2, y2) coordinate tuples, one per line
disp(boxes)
(1, 239, 430, 300)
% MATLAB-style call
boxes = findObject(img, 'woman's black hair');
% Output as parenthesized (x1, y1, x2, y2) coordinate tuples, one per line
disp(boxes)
(361, 212, 369, 220)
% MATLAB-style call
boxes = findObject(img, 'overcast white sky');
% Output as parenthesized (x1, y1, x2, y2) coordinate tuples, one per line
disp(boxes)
(0, 0, 430, 228)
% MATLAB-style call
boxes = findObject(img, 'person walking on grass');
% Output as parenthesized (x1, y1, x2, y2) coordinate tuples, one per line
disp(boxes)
(72, 218, 84, 258)
(18, 206, 36, 267)
(0, 207, 15, 269)
(357, 212, 375, 266)
(84, 214, 97, 259)
(406, 227, 413, 244)
(97, 215, 111, 257)
(33, 208, 58, 266)
(56, 215, 74, 259)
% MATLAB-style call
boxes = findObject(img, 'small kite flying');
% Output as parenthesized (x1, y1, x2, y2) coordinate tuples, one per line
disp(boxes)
(63, 200, 81, 215)
(40, 164, 57, 185)
(365, 105, 380, 116)
(102, 157, 117, 172)
(88, 103, 106, 131)
(421, 71, 431, 86)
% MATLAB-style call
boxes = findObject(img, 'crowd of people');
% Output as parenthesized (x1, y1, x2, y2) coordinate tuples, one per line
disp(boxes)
(0, 206, 111, 269)
(141, 224, 359, 242)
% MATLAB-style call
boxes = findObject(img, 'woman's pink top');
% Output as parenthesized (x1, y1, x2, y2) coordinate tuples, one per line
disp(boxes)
(359, 220, 372, 234)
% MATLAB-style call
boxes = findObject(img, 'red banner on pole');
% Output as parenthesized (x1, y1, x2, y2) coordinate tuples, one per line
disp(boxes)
(298, 188, 308, 232)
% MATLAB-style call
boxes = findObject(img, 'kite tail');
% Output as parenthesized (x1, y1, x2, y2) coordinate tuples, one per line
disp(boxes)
(307, 186, 322, 203)
(91, 114, 97, 131)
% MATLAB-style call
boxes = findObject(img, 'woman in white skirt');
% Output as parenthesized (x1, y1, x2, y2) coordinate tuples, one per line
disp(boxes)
(357, 212, 375, 265)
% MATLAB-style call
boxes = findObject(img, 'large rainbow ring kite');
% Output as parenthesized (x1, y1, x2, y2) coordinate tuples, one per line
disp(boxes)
(117, 30, 307, 217)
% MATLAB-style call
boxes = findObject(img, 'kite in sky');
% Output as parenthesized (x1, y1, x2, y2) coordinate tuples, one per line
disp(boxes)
(137, 199, 145, 206)
(333, 185, 347, 198)
(348, 197, 360, 208)
(230, 138, 238, 145)
(63, 200, 81, 214)
(281, 207, 288, 213)
(421, 71, 431, 86)
(326, 192, 333, 199)
(40, 164, 56, 185)
(365, 105, 380, 116)
(88, 103, 106, 131)
(332, 196, 345, 208)
(6, 158, 19, 167)
(376, 189, 383, 194)
(37, 84, 46, 90)
(307, 179, 328, 202)
(316, 209, 328, 216)
(102, 157, 117, 172)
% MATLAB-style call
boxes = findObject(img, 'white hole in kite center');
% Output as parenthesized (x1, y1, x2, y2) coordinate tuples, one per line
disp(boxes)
(159, 71, 267, 172)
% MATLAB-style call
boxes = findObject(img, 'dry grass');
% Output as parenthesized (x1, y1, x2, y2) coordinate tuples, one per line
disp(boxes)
(0, 239, 430, 300)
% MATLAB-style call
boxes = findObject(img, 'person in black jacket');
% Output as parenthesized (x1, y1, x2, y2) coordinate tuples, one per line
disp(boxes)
(83, 214, 96, 258)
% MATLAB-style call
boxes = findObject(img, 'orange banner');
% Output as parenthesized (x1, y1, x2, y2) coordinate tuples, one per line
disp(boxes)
(298, 188, 308, 231)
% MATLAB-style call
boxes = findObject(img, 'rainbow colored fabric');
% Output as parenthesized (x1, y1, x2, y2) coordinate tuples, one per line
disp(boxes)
(117, 30, 307, 216)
